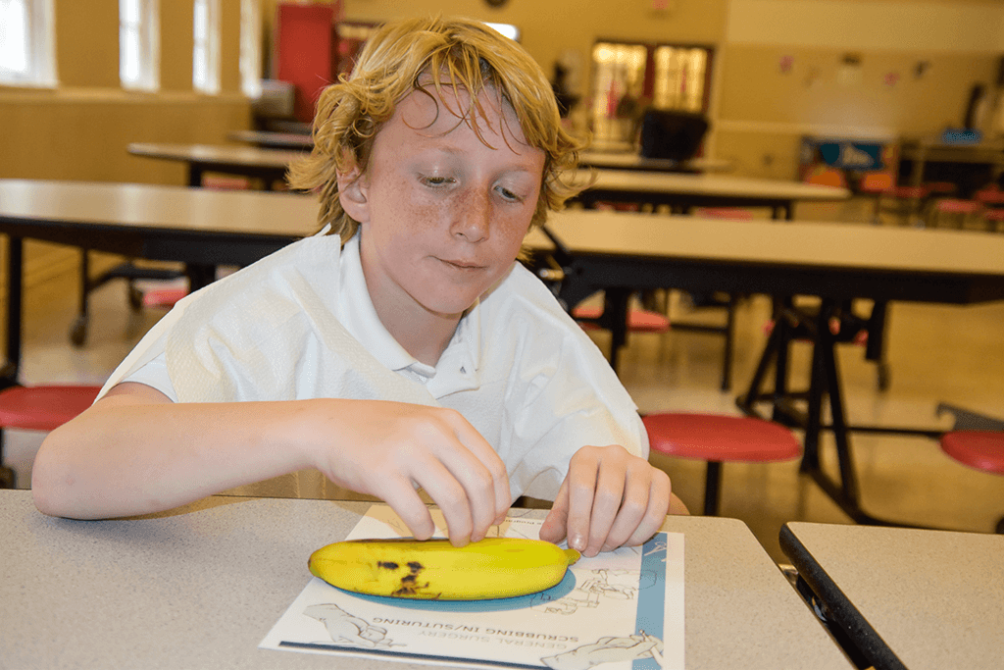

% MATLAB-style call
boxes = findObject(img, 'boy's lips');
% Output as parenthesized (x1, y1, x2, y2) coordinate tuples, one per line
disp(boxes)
(438, 257, 484, 270)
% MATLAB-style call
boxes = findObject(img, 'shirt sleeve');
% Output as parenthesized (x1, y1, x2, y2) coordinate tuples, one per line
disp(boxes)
(492, 267, 649, 501)
(119, 352, 178, 402)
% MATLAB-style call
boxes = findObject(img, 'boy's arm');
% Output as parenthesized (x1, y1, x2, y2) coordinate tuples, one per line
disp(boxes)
(538, 445, 677, 557)
(32, 383, 510, 545)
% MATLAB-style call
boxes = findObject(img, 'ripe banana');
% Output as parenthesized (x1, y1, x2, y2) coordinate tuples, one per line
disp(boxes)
(308, 537, 580, 601)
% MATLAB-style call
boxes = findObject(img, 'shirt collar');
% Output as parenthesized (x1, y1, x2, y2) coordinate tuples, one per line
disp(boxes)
(338, 234, 483, 389)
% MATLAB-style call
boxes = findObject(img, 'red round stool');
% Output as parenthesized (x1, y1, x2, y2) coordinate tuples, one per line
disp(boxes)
(572, 305, 670, 333)
(141, 287, 188, 310)
(939, 430, 1004, 533)
(931, 198, 983, 228)
(940, 431, 1004, 475)
(0, 385, 101, 488)
(642, 413, 801, 516)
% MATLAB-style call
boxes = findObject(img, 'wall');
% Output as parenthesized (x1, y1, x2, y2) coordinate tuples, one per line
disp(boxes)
(716, 0, 1004, 178)
(262, 0, 1003, 178)
(0, 0, 253, 293)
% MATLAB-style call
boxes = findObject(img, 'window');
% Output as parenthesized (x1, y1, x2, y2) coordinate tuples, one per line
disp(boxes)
(484, 22, 520, 42)
(239, 0, 262, 97)
(120, 0, 159, 91)
(0, 0, 57, 86)
(193, 0, 220, 94)
(590, 40, 713, 146)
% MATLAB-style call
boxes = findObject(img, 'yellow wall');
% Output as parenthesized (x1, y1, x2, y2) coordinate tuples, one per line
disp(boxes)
(259, 0, 1003, 178)
(0, 0, 1000, 342)
(0, 0, 252, 291)
(1, 0, 252, 186)
(716, 0, 1003, 177)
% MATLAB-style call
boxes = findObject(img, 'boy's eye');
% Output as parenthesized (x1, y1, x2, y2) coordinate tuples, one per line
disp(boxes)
(496, 185, 522, 202)
(422, 175, 455, 187)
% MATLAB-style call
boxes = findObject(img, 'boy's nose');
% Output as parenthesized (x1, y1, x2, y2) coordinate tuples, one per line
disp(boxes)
(451, 188, 491, 242)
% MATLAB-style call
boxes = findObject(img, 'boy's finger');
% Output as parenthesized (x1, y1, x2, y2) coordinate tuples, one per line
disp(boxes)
(599, 468, 653, 551)
(539, 479, 569, 544)
(584, 456, 627, 556)
(565, 452, 601, 553)
(409, 457, 475, 546)
(434, 436, 506, 544)
(375, 477, 437, 540)
(622, 471, 672, 547)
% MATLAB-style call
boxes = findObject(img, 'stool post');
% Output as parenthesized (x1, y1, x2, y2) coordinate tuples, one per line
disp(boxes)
(704, 461, 723, 516)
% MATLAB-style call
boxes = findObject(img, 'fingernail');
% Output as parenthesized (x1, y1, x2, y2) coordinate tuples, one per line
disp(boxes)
(569, 534, 585, 551)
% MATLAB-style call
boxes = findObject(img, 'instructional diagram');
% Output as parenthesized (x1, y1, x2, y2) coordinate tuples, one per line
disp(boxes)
(260, 505, 685, 670)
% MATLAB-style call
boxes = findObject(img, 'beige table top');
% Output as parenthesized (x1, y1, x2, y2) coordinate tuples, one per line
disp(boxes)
(128, 142, 307, 168)
(577, 151, 733, 173)
(571, 169, 851, 202)
(781, 522, 1004, 670)
(533, 209, 1004, 278)
(1, 490, 852, 669)
(900, 137, 1004, 162)
(0, 178, 320, 238)
(228, 129, 315, 150)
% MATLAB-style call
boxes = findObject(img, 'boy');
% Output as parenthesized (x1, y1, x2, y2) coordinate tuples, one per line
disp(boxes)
(32, 17, 682, 557)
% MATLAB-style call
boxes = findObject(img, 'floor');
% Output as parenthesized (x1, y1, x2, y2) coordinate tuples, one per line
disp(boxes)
(5, 197, 1003, 564)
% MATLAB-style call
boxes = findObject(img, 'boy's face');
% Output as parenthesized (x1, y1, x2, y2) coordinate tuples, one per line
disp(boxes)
(342, 83, 545, 325)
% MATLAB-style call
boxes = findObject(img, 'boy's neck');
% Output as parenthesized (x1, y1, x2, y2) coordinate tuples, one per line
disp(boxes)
(379, 305, 460, 367)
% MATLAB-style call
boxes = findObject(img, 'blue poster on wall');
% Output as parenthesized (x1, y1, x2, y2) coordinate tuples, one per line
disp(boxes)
(800, 138, 886, 171)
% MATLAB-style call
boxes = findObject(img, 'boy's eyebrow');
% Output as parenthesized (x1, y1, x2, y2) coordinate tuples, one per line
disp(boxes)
(418, 145, 542, 171)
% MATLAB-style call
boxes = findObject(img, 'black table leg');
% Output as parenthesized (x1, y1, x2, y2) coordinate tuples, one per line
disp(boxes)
(188, 164, 204, 188)
(1, 236, 23, 389)
(603, 288, 632, 373)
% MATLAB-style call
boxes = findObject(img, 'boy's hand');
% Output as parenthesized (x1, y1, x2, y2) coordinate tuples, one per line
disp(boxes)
(538, 445, 670, 556)
(304, 400, 510, 546)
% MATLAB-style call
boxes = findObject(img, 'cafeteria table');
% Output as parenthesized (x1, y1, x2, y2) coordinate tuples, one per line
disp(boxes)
(127, 142, 306, 189)
(229, 129, 315, 150)
(0, 489, 853, 669)
(780, 521, 1004, 670)
(528, 209, 1004, 527)
(899, 136, 1004, 194)
(577, 151, 733, 173)
(0, 179, 319, 386)
(568, 169, 850, 219)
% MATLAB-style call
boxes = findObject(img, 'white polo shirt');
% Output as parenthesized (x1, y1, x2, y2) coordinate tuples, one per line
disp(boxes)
(100, 232, 648, 501)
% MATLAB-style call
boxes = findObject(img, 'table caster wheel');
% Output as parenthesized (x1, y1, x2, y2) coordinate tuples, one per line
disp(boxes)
(69, 316, 87, 347)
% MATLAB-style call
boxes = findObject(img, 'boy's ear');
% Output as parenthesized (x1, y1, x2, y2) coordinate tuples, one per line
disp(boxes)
(336, 166, 370, 223)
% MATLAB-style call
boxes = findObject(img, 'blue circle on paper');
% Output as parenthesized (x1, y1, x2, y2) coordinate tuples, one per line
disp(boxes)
(339, 569, 577, 613)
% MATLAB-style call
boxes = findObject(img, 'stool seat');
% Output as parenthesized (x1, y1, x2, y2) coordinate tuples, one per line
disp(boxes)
(644, 413, 801, 462)
(142, 287, 188, 309)
(975, 188, 1004, 205)
(643, 412, 801, 515)
(572, 305, 670, 332)
(695, 207, 754, 220)
(0, 385, 101, 431)
(934, 199, 981, 214)
(941, 430, 1004, 475)
(886, 186, 928, 199)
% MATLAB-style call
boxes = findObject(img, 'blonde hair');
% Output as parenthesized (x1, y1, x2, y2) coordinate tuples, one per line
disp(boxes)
(287, 16, 583, 240)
